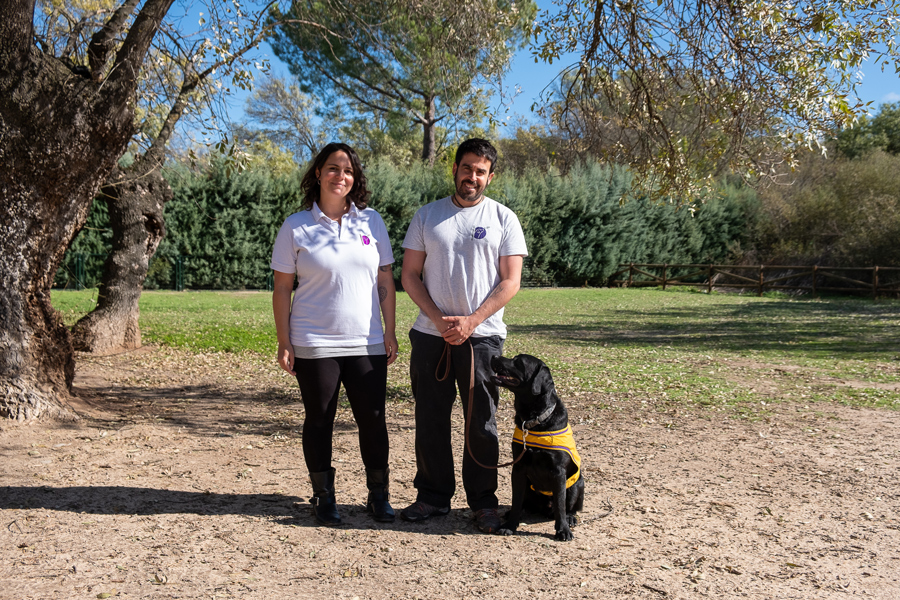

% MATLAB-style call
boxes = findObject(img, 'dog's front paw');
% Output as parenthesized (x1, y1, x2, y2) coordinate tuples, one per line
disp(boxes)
(554, 527, 574, 542)
(567, 514, 579, 528)
(498, 521, 519, 536)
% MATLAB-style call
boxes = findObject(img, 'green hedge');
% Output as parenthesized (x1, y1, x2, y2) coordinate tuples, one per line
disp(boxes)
(56, 159, 758, 289)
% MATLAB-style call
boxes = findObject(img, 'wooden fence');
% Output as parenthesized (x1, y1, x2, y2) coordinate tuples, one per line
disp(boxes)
(609, 264, 900, 299)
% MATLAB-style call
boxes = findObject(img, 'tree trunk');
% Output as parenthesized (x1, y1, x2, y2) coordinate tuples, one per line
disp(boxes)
(0, 53, 131, 420)
(66, 17, 264, 357)
(70, 161, 171, 354)
(421, 96, 437, 165)
(0, 0, 171, 420)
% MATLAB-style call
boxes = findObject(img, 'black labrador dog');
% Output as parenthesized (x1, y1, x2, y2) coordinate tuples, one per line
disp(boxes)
(491, 353, 584, 541)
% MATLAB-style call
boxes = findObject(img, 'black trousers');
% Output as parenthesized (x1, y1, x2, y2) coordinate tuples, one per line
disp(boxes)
(294, 354, 389, 474)
(408, 329, 504, 511)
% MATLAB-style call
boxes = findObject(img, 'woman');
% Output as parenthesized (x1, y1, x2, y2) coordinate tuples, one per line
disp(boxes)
(271, 143, 397, 525)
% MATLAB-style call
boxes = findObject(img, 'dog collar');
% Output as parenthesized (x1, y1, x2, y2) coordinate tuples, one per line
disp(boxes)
(521, 404, 555, 430)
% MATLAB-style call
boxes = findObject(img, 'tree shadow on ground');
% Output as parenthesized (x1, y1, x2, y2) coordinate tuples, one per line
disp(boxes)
(509, 299, 900, 359)
(68, 382, 361, 439)
(0, 485, 523, 536)
(1, 485, 298, 517)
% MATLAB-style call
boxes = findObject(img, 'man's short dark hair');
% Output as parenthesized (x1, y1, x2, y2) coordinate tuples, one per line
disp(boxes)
(455, 138, 498, 173)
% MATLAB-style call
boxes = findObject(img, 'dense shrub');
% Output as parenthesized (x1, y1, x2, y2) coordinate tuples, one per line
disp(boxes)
(53, 197, 111, 289)
(755, 149, 900, 267)
(153, 162, 303, 289)
(498, 163, 757, 285)
(57, 159, 759, 289)
(835, 102, 900, 159)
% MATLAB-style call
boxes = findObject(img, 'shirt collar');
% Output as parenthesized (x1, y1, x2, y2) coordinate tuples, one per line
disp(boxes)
(311, 201, 360, 223)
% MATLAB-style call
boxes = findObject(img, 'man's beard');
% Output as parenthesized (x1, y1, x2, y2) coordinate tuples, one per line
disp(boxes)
(454, 174, 484, 204)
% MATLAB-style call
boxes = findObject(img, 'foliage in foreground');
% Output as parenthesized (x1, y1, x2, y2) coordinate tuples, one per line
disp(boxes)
(532, 0, 900, 199)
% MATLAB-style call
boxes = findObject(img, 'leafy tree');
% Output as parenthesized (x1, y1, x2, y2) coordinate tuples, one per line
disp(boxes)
(238, 74, 330, 162)
(57, 1, 288, 356)
(836, 102, 900, 159)
(0, 0, 324, 419)
(2, 0, 170, 419)
(533, 0, 900, 199)
(756, 149, 900, 267)
(496, 124, 564, 175)
(336, 109, 425, 168)
(268, 0, 536, 164)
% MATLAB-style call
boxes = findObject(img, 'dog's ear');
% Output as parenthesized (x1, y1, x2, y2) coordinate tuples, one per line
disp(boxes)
(530, 365, 554, 398)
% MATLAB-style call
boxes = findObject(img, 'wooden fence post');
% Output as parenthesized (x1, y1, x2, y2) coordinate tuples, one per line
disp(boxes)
(874, 266, 879, 300)
(758, 265, 764, 297)
(812, 265, 817, 297)
(708, 264, 713, 294)
(628, 263, 634, 287)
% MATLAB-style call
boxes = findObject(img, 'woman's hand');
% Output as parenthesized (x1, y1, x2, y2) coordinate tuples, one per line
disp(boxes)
(277, 341, 296, 375)
(272, 270, 297, 376)
(384, 332, 399, 366)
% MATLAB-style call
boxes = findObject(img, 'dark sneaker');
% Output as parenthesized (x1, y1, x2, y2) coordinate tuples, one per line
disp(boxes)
(400, 501, 450, 522)
(474, 508, 501, 534)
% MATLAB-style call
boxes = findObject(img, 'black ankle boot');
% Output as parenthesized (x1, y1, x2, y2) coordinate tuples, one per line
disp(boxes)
(308, 468, 341, 525)
(366, 467, 395, 523)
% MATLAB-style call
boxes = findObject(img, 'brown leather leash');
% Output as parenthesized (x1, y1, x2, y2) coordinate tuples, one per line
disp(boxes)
(436, 340, 527, 470)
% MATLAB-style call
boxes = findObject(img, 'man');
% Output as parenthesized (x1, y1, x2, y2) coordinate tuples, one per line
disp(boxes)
(399, 138, 528, 533)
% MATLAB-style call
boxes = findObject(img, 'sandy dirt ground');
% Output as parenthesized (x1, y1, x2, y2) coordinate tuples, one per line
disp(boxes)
(2, 345, 899, 599)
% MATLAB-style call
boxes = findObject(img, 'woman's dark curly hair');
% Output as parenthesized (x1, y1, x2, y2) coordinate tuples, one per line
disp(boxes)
(300, 142, 371, 211)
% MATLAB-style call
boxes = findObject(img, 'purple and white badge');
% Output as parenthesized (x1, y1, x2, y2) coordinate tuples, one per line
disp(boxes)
(360, 235, 371, 245)
(473, 227, 487, 239)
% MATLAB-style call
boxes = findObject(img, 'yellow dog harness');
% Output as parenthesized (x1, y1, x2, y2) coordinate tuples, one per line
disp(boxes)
(512, 425, 582, 496)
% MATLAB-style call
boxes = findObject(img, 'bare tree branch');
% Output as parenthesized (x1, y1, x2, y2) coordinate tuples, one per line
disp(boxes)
(87, 0, 141, 80)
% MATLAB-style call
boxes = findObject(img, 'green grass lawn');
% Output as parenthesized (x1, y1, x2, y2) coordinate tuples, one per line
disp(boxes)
(52, 287, 900, 412)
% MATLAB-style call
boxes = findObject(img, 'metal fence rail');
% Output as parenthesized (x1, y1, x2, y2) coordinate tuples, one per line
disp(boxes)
(56, 253, 275, 292)
(609, 263, 900, 298)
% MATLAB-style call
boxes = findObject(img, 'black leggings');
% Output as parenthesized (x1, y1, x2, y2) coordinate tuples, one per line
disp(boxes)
(294, 354, 389, 473)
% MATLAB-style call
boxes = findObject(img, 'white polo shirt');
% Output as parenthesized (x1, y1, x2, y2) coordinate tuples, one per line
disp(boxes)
(402, 196, 527, 338)
(271, 202, 394, 347)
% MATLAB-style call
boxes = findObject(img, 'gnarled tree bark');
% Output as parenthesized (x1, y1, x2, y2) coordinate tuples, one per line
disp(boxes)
(70, 24, 273, 354)
(70, 160, 170, 354)
(0, 0, 174, 420)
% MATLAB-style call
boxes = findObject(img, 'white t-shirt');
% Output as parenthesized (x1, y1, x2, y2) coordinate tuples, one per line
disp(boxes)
(271, 202, 394, 347)
(402, 196, 528, 338)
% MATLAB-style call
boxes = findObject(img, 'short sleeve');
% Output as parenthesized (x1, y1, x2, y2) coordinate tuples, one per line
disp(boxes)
(401, 207, 425, 252)
(500, 211, 529, 257)
(369, 211, 395, 266)
(270, 218, 297, 274)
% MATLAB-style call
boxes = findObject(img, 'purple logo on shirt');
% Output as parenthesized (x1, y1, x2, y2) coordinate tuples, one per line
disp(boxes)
(473, 227, 487, 239)
(361, 235, 371, 245)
